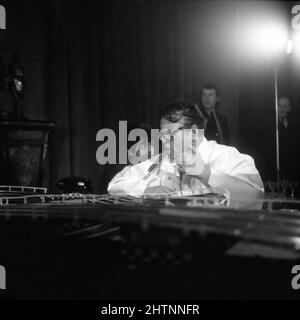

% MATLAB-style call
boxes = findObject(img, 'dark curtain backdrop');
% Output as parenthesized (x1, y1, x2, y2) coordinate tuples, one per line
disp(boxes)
(1, 0, 299, 191)
(43, 0, 240, 192)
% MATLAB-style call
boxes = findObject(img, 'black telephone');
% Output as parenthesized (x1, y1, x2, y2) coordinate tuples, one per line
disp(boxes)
(56, 177, 93, 194)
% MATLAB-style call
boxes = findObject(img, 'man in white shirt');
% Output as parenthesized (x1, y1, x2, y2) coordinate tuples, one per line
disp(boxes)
(108, 100, 264, 200)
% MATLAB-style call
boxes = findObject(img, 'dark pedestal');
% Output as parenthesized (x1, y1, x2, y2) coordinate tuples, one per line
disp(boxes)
(0, 121, 55, 187)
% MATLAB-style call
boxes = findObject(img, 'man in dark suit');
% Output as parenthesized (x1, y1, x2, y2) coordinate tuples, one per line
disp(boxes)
(200, 83, 230, 145)
(277, 96, 299, 181)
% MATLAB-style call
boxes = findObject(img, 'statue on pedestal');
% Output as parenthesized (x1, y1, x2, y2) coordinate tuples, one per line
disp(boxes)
(0, 53, 26, 120)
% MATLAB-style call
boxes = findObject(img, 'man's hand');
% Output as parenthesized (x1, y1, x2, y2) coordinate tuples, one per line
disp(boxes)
(177, 152, 211, 186)
(172, 128, 207, 177)
(178, 152, 205, 175)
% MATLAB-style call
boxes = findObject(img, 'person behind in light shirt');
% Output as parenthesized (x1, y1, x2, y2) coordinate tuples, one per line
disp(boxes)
(108, 100, 264, 201)
(201, 83, 230, 145)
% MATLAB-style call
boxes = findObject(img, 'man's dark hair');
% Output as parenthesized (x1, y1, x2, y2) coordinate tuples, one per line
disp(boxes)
(201, 83, 220, 97)
(161, 100, 207, 129)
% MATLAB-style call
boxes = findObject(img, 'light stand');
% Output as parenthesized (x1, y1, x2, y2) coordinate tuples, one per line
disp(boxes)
(274, 66, 280, 183)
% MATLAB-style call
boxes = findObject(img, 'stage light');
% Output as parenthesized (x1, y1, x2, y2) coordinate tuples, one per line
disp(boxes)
(242, 19, 289, 63)
(253, 25, 287, 55)
(286, 39, 293, 55)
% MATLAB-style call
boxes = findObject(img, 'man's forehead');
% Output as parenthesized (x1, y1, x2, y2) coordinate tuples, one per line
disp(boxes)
(160, 117, 186, 129)
(279, 97, 290, 106)
(202, 88, 217, 95)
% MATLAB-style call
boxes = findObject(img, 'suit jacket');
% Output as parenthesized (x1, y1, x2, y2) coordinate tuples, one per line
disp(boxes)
(278, 112, 299, 180)
(262, 110, 300, 181)
(201, 109, 230, 145)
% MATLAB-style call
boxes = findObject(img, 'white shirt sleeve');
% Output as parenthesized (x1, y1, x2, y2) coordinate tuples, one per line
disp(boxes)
(207, 145, 264, 194)
(107, 165, 149, 196)
(107, 155, 164, 196)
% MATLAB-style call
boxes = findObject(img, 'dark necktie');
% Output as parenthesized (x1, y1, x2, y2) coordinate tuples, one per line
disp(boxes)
(212, 110, 224, 144)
